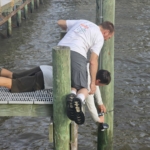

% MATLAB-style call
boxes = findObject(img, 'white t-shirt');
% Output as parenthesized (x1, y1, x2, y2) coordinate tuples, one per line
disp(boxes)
(40, 65, 53, 89)
(58, 20, 104, 58)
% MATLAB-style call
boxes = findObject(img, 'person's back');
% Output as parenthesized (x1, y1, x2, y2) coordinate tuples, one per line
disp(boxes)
(40, 65, 53, 89)
(58, 20, 104, 58)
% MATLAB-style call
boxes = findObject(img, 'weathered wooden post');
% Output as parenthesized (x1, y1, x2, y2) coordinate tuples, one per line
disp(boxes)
(30, 0, 34, 13)
(6, 9, 12, 37)
(49, 117, 53, 143)
(36, 0, 40, 8)
(16, 5, 21, 27)
(53, 46, 71, 150)
(23, 0, 28, 19)
(40, 0, 44, 4)
(7, 17, 12, 37)
(59, 32, 78, 150)
(96, 0, 115, 150)
(70, 122, 78, 150)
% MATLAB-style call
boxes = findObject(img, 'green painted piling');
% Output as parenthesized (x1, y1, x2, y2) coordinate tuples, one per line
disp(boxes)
(96, 0, 115, 150)
(16, 6, 21, 27)
(96, 0, 103, 24)
(52, 46, 71, 150)
(70, 122, 78, 150)
(49, 121, 53, 143)
(30, 0, 34, 13)
(24, 4, 28, 19)
(7, 17, 12, 37)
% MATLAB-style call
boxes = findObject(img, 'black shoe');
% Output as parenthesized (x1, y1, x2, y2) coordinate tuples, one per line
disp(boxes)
(99, 123, 109, 131)
(66, 93, 76, 121)
(73, 97, 85, 125)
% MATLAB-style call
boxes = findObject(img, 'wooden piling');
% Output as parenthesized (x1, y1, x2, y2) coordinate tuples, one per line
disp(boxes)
(52, 46, 71, 150)
(96, 0, 115, 150)
(30, 0, 34, 13)
(70, 122, 78, 150)
(16, 5, 21, 27)
(40, 0, 43, 4)
(36, 0, 40, 8)
(59, 32, 78, 150)
(7, 17, 12, 37)
(96, 0, 103, 25)
(24, 4, 28, 19)
(6, 8, 12, 37)
(49, 118, 54, 143)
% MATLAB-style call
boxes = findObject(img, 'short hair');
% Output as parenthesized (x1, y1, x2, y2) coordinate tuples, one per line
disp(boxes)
(100, 21, 114, 33)
(96, 70, 111, 85)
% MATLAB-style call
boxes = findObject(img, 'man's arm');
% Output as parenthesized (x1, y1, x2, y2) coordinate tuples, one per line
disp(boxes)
(89, 52, 98, 94)
(57, 20, 67, 30)
(85, 95, 104, 123)
(94, 86, 106, 113)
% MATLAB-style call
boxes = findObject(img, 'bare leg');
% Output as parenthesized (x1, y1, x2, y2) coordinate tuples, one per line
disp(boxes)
(0, 68, 13, 79)
(0, 77, 12, 89)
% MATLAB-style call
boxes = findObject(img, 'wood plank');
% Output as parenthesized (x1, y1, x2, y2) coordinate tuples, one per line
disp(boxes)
(0, 0, 32, 26)
(0, 104, 53, 117)
(0, 0, 22, 12)
(1, 0, 11, 7)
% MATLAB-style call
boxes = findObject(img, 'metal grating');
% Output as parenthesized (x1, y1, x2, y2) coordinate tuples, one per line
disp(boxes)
(0, 87, 53, 104)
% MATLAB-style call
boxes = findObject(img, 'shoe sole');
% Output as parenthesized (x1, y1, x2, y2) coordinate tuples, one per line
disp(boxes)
(66, 93, 76, 121)
(73, 98, 85, 125)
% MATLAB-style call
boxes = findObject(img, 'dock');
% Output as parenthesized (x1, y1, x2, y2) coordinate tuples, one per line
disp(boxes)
(0, 0, 42, 36)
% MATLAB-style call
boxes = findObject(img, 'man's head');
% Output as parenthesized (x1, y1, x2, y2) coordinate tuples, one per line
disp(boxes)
(95, 70, 111, 86)
(100, 21, 114, 40)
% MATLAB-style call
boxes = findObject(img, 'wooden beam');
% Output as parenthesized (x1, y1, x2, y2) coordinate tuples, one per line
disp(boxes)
(0, 104, 53, 117)
(0, 0, 32, 26)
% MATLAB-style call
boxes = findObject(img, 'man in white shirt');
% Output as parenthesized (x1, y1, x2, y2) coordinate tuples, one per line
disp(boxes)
(57, 19, 114, 125)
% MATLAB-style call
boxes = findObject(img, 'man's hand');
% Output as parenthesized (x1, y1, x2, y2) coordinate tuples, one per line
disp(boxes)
(99, 115, 104, 123)
(99, 104, 106, 113)
(89, 83, 96, 94)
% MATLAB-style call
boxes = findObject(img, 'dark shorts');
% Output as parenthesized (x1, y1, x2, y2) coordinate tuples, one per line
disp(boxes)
(11, 67, 44, 93)
(71, 51, 87, 91)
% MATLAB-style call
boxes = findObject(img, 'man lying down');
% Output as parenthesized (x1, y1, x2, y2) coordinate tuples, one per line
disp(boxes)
(0, 65, 111, 129)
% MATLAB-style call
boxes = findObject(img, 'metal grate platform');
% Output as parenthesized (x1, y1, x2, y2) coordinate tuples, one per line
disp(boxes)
(0, 87, 53, 104)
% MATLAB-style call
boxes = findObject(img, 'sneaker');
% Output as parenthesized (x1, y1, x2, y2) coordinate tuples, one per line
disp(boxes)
(66, 93, 76, 121)
(73, 97, 85, 125)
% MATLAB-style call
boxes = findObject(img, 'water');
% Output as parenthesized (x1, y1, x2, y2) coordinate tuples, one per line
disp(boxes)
(0, 0, 150, 149)
(114, 0, 150, 149)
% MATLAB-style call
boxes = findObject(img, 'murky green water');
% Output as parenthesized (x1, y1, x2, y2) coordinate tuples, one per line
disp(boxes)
(0, 0, 150, 149)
